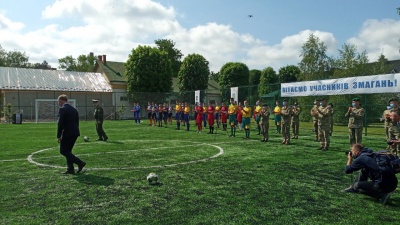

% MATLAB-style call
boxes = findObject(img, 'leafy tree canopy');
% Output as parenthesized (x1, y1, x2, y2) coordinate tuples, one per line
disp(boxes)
(218, 62, 249, 90)
(278, 65, 300, 83)
(155, 39, 183, 78)
(125, 45, 172, 94)
(178, 53, 210, 93)
(249, 69, 261, 85)
(58, 53, 96, 72)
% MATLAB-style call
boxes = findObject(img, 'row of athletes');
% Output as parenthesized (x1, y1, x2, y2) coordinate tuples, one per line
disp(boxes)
(145, 99, 267, 140)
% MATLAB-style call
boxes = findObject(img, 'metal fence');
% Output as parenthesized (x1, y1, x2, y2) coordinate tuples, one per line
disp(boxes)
(1, 84, 399, 135)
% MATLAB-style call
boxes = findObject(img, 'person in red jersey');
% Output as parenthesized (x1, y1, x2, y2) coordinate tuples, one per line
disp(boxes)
(236, 101, 243, 130)
(207, 101, 215, 134)
(195, 102, 204, 133)
(220, 102, 228, 131)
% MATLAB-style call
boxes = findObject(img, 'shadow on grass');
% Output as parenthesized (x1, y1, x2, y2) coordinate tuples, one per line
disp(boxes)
(73, 174, 115, 186)
(103, 140, 124, 144)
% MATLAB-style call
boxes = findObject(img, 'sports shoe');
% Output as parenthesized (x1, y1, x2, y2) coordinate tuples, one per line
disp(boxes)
(342, 186, 358, 193)
(63, 170, 75, 175)
(379, 193, 391, 205)
(77, 162, 86, 173)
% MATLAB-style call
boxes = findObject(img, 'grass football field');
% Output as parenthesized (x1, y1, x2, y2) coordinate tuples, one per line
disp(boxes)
(1, 120, 399, 224)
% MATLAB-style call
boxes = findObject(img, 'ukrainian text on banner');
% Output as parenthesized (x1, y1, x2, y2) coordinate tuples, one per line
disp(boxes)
(281, 73, 400, 97)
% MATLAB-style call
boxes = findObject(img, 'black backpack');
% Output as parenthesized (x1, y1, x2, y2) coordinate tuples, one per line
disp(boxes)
(369, 150, 400, 174)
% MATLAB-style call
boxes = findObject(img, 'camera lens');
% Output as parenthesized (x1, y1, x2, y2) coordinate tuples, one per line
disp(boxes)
(345, 150, 352, 156)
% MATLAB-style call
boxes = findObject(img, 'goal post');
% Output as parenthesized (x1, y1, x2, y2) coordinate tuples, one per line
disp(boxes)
(35, 99, 76, 123)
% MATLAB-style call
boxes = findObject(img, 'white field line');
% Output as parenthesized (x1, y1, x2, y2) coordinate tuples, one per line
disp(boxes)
(24, 141, 225, 170)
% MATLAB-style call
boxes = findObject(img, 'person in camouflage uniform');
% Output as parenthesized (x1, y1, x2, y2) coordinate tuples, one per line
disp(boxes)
(385, 98, 400, 155)
(383, 103, 392, 142)
(345, 98, 364, 149)
(280, 99, 292, 145)
(93, 99, 108, 141)
(313, 98, 332, 150)
(259, 104, 270, 142)
(328, 103, 334, 136)
(310, 99, 320, 141)
(291, 102, 301, 139)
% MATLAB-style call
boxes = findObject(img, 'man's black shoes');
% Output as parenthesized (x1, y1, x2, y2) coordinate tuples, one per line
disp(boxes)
(63, 170, 75, 175)
(77, 162, 86, 173)
(104, 137, 108, 142)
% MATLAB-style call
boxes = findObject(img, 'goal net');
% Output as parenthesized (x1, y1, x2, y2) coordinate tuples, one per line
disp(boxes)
(35, 99, 76, 123)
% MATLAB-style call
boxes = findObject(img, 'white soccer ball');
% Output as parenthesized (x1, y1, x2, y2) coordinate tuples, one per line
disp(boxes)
(147, 173, 159, 184)
(84, 136, 89, 142)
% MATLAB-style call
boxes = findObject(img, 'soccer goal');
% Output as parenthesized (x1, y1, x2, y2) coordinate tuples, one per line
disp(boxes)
(35, 99, 76, 123)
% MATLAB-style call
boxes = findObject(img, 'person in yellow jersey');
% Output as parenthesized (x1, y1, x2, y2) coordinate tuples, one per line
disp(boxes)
(214, 102, 221, 128)
(175, 100, 181, 130)
(228, 98, 238, 137)
(254, 100, 262, 135)
(273, 100, 282, 134)
(184, 102, 191, 131)
(241, 100, 252, 139)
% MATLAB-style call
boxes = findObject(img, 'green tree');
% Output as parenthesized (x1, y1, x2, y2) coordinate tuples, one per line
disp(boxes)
(58, 55, 77, 71)
(33, 60, 53, 70)
(155, 39, 183, 78)
(372, 54, 391, 75)
(178, 54, 210, 102)
(278, 65, 300, 83)
(58, 53, 96, 72)
(0, 45, 30, 68)
(329, 43, 371, 125)
(210, 71, 220, 82)
(125, 45, 172, 95)
(0, 45, 6, 66)
(258, 67, 278, 98)
(219, 62, 250, 88)
(218, 62, 249, 102)
(249, 69, 261, 85)
(298, 33, 330, 81)
(297, 33, 330, 121)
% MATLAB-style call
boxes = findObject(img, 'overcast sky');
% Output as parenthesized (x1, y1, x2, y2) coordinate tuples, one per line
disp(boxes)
(0, 0, 399, 72)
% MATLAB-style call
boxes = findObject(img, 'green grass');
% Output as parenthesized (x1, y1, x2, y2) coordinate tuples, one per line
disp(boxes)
(1, 120, 399, 224)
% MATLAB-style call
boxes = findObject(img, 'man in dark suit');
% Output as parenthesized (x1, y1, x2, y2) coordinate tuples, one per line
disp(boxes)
(57, 94, 86, 174)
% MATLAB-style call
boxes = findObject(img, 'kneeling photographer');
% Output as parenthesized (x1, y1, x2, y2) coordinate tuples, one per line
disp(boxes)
(343, 142, 399, 205)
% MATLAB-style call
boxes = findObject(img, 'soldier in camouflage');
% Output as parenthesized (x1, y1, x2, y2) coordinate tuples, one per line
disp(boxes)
(291, 102, 301, 139)
(385, 98, 400, 155)
(93, 99, 108, 141)
(383, 103, 392, 142)
(313, 98, 332, 150)
(310, 99, 320, 141)
(345, 98, 364, 149)
(259, 104, 270, 142)
(280, 99, 292, 145)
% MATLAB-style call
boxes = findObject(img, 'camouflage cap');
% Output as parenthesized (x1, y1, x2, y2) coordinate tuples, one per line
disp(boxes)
(352, 98, 361, 102)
